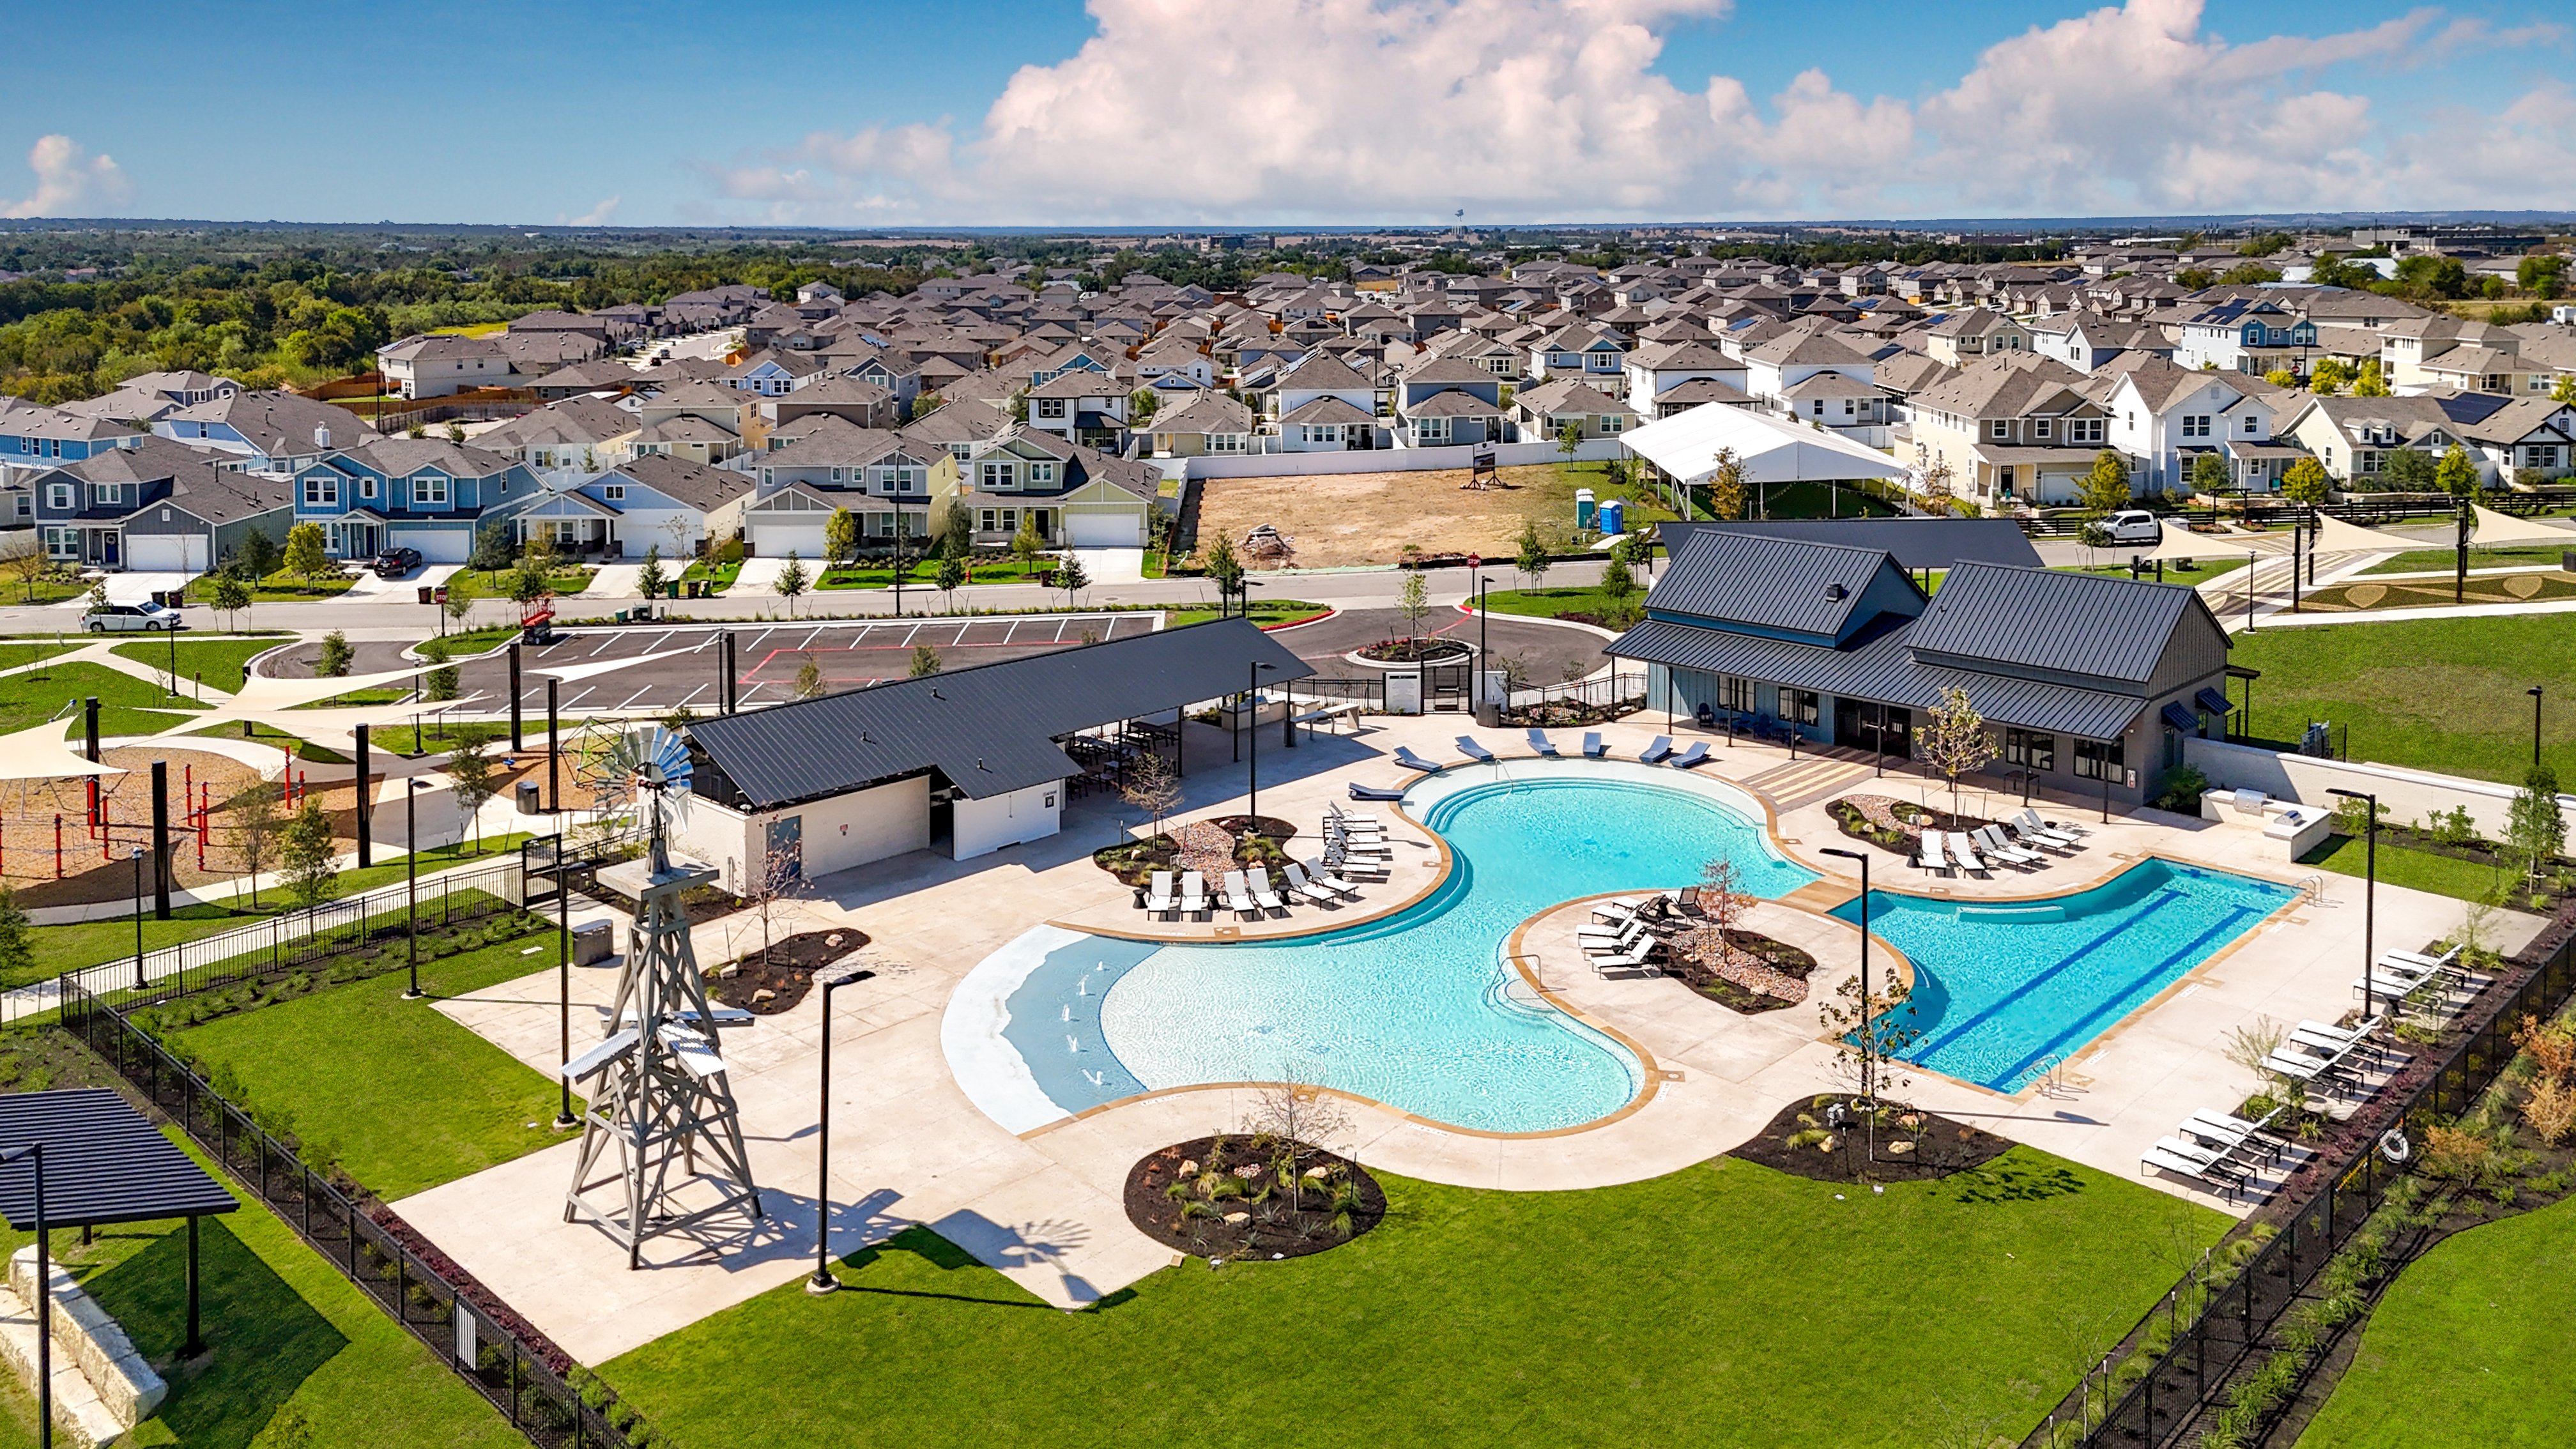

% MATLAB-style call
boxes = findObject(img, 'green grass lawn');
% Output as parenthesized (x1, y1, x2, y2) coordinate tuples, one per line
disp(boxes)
(167, 925, 572, 1198)
(2360, 545, 2570, 576)
(606, 1147, 2221, 1449)
(2228, 616, 2575, 786)
(0, 638, 85, 672)
(0, 1128, 521, 1449)
(2058, 555, 2253, 587)
(0, 660, 210, 740)
(1478, 583, 1641, 621)
(185, 570, 356, 604)
(1165, 599, 1334, 628)
(425, 624, 520, 656)
(449, 566, 591, 598)
(2297, 834, 2516, 907)
(112, 637, 286, 694)
(2294, 1193, 2576, 1448)
(183, 719, 351, 763)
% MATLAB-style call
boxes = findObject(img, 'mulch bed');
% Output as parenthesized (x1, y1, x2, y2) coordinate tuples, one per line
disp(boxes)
(1124, 1135, 1386, 1262)
(1661, 930, 1817, 1014)
(1728, 1095, 2018, 1184)
(706, 927, 870, 1015)
(1357, 638, 1470, 663)
(1093, 817, 1301, 887)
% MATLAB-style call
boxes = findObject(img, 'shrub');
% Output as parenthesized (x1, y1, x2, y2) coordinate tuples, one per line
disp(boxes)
(2524, 1077, 2576, 1146)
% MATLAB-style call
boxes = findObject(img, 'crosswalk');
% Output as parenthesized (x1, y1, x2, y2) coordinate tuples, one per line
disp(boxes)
(1741, 745, 1884, 809)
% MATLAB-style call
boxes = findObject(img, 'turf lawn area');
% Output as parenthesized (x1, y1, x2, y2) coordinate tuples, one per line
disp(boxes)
(1478, 583, 1642, 622)
(182, 719, 350, 763)
(2359, 544, 2570, 576)
(2296, 834, 2515, 907)
(2227, 616, 2575, 786)
(2294, 1193, 2576, 1448)
(0, 1130, 521, 1449)
(0, 660, 209, 740)
(1165, 599, 1334, 627)
(450, 566, 591, 597)
(0, 639, 84, 671)
(167, 924, 571, 1199)
(605, 1147, 2222, 1449)
(815, 558, 1061, 590)
(2058, 555, 2253, 587)
(112, 637, 286, 694)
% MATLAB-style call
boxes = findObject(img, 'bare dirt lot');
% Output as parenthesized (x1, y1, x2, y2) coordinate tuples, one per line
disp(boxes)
(1193, 460, 1669, 569)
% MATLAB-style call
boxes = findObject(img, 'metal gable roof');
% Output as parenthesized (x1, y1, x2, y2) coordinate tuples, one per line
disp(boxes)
(1644, 530, 1913, 640)
(1664, 519, 2044, 573)
(687, 619, 1312, 808)
(0, 1089, 240, 1229)
(1906, 563, 2200, 686)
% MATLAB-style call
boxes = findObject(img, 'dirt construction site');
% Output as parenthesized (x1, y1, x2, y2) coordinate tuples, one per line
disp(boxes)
(1192, 461, 1661, 569)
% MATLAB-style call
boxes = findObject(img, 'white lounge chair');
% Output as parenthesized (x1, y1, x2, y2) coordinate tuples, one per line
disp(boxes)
(1248, 868, 1286, 912)
(1947, 833, 1991, 877)
(2018, 808, 2087, 841)
(1321, 847, 1388, 880)
(1455, 736, 1496, 763)
(1915, 829, 1950, 873)
(1591, 939, 1663, 972)
(1973, 825, 2043, 868)
(1579, 917, 1655, 949)
(1280, 862, 1340, 906)
(2142, 1138, 2251, 1197)
(1218, 871, 1258, 919)
(2005, 816, 2078, 852)
(1303, 858, 1362, 898)
(1582, 732, 1607, 758)
(1526, 728, 1559, 756)
(1179, 871, 1209, 918)
(1590, 896, 1648, 925)
(1638, 736, 1674, 764)
(1145, 870, 1178, 919)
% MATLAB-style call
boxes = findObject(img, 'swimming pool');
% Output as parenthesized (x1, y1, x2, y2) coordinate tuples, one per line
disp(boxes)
(945, 760, 1816, 1134)
(1832, 859, 2298, 1093)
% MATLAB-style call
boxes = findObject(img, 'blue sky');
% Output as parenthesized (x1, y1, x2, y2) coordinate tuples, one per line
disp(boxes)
(4, 0, 2570, 226)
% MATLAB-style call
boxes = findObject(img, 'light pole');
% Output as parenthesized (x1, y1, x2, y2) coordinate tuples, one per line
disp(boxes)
(1246, 661, 1278, 834)
(2531, 686, 2545, 768)
(1231, 582, 1265, 764)
(2329, 787, 2379, 1018)
(0, 1143, 47, 1449)
(402, 778, 429, 999)
(129, 847, 147, 992)
(1820, 848, 1874, 1105)
(808, 967, 878, 1294)
(1476, 571, 1490, 710)
(550, 834, 576, 1130)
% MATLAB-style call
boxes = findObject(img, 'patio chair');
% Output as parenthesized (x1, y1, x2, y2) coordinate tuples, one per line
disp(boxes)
(1249, 868, 1286, 912)
(1220, 870, 1261, 919)
(1327, 831, 1392, 859)
(1590, 896, 1648, 925)
(1947, 834, 1991, 877)
(1179, 871, 1209, 919)
(1280, 862, 1340, 907)
(2005, 816, 2078, 853)
(1591, 939, 1664, 972)
(1915, 830, 1950, 873)
(2182, 1108, 2285, 1162)
(1145, 871, 1179, 919)
(1349, 783, 1410, 801)
(2018, 808, 2089, 839)
(1972, 825, 2043, 869)
(1669, 741, 1710, 769)
(1638, 735, 1674, 764)
(1321, 847, 1388, 881)
(2142, 1138, 2251, 1198)
(1579, 916, 1655, 948)
(1527, 728, 1560, 756)
(1582, 732, 1607, 759)
(1303, 858, 1363, 898)
(1455, 736, 1497, 763)
(1392, 747, 1441, 773)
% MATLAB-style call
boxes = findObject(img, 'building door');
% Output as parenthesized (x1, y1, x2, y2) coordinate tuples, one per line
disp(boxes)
(1833, 698, 1864, 749)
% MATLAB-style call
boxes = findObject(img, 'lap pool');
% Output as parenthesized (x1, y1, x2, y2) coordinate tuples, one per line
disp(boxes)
(1832, 859, 2299, 1094)
(943, 760, 1816, 1134)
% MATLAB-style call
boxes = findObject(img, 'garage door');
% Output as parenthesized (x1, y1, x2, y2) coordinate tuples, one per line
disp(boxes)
(751, 521, 829, 559)
(1064, 511, 1136, 547)
(124, 534, 209, 572)
(410, 529, 473, 564)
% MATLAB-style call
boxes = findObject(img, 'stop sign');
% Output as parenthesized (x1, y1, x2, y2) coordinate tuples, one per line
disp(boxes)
(1468, 553, 1481, 568)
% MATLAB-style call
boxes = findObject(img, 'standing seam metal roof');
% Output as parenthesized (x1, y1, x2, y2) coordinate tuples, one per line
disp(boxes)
(1643, 529, 1910, 640)
(1907, 564, 2202, 686)
(0, 1089, 240, 1229)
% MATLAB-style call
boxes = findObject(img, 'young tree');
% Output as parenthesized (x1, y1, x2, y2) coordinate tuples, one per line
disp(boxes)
(824, 508, 860, 574)
(234, 527, 282, 581)
(1555, 421, 1582, 459)
(2308, 357, 2351, 395)
(507, 537, 560, 611)
(470, 518, 516, 571)
(1204, 533, 1245, 604)
(2351, 359, 2391, 397)
(1918, 684, 1996, 815)
(907, 643, 942, 678)
(0, 532, 45, 606)
(445, 725, 500, 848)
(1009, 516, 1043, 569)
(0, 885, 31, 986)
(776, 551, 809, 615)
(315, 629, 354, 677)
(793, 653, 825, 699)
(282, 521, 332, 580)
(2076, 449, 2131, 516)
(1117, 749, 1181, 844)
(2188, 450, 2230, 496)
(206, 572, 254, 631)
(2280, 456, 2331, 509)
(445, 421, 468, 443)
(1514, 518, 1551, 589)
(1698, 858, 1749, 960)
(634, 544, 666, 603)
(2263, 367, 2300, 388)
(279, 799, 337, 911)
(1240, 1078, 1354, 1218)
(2508, 764, 2567, 887)
(226, 778, 286, 908)
(2436, 444, 2480, 499)
(934, 551, 967, 611)
(940, 496, 973, 560)
(1817, 970, 1920, 1110)
(737, 841, 807, 969)
(441, 570, 478, 632)
(1395, 569, 1432, 652)
(85, 579, 110, 614)
(1705, 447, 1749, 521)
(1057, 551, 1089, 608)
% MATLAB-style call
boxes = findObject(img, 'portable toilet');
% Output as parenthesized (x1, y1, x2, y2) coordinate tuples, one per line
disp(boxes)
(1575, 487, 1597, 530)
(1597, 498, 1625, 537)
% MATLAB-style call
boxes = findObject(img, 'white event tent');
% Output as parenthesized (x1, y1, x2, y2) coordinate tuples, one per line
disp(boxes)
(1620, 405, 1907, 489)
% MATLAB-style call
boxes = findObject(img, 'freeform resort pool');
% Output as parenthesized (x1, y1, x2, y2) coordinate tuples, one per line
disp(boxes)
(942, 759, 2305, 1136)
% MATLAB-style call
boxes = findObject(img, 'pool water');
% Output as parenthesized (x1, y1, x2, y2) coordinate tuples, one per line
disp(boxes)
(1832, 859, 2298, 1093)
(1002, 765, 1816, 1133)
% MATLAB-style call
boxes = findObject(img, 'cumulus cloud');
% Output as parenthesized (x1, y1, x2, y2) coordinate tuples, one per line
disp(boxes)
(561, 196, 622, 226)
(0, 135, 134, 218)
(705, 0, 2576, 221)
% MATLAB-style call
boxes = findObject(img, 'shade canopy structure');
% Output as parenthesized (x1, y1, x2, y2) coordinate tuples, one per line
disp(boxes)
(2307, 511, 2398, 555)
(0, 719, 128, 783)
(2470, 504, 2576, 549)
(0, 1089, 239, 1229)
(1620, 404, 1907, 487)
(2130, 521, 2286, 564)
(181, 661, 438, 726)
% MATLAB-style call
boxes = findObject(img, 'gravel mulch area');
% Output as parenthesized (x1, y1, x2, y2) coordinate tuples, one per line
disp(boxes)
(1662, 927, 1816, 1011)
(1729, 1095, 2018, 1184)
(1124, 1134, 1385, 1262)
(707, 927, 870, 1015)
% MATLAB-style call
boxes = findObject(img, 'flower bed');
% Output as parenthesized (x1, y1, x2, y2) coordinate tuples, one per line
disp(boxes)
(1728, 1095, 2018, 1184)
(1827, 794, 1998, 853)
(707, 927, 871, 1015)
(1092, 818, 1301, 886)
(1500, 696, 1643, 728)
(1124, 1133, 1385, 1262)
(1661, 928, 1817, 1013)
(1356, 636, 1469, 663)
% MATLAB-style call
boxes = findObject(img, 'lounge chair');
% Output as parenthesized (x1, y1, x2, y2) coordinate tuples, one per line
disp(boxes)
(1145, 870, 1179, 919)
(1525, 728, 1559, 756)
(1577, 731, 1604, 758)
(1281, 862, 1340, 907)
(1220, 871, 1261, 919)
(1303, 859, 1362, 898)
(1249, 868, 1286, 912)
(1455, 736, 1496, 763)
(1321, 848, 1388, 880)
(1329, 811, 1388, 834)
(2182, 1108, 2284, 1161)
(1637, 735, 1674, 764)
(1973, 825, 2043, 868)
(1590, 896, 1648, 925)
(1329, 804, 1384, 824)
(1579, 916, 1655, 947)
(2142, 1138, 2251, 1198)
(1349, 783, 1409, 801)
(1392, 747, 1441, 772)
(1947, 833, 1991, 877)
(1179, 871, 1209, 918)
(2018, 808, 2087, 839)
(1591, 939, 1664, 972)
(2384, 944, 2464, 972)
(1327, 830, 1392, 857)
(1915, 830, 1950, 873)
(2005, 816, 2078, 853)
(1669, 741, 1710, 769)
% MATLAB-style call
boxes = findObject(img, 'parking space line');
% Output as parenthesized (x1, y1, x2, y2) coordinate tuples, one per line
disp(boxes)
(586, 635, 618, 656)
(563, 687, 597, 710)
(676, 684, 709, 709)
(795, 627, 822, 651)
(616, 687, 653, 710)
(901, 624, 920, 647)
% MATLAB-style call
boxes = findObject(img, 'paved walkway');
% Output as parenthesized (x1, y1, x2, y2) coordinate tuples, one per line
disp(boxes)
(726, 558, 790, 597)
(587, 563, 649, 599)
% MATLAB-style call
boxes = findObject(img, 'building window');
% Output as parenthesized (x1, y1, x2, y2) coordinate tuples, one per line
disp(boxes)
(1036, 399, 1067, 420)
(1715, 676, 1756, 714)
(2033, 418, 2051, 440)
(979, 508, 1018, 535)
(413, 475, 449, 506)
(1989, 418, 2009, 440)
(980, 462, 1015, 491)
(92, 483, 119, 507)
(2182, 415, 2212, 438)
(45, 483, 71, 510)
(1780, 689, 1820, 728)
(1600, 414, 1622, 433)
(1028, 462, 1056, 486)
(2242, 415, 2260, 436)
(1208, 434, 1245, 454)
(43, 527, 77, 559)
(303, 477, 337, 507)
(2073, 737, 2125, 781)
(2356, 450, 2382, 475)
(2005, 728, 2057, 772)
(360, 478, 378, 500)
(1414, 417, 1450, 444)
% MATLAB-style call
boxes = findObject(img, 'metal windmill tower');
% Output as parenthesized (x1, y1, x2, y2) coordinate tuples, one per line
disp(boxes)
(561, 726, 765, 1268)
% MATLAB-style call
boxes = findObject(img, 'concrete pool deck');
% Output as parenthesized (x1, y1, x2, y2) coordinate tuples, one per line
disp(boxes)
(394, 712, 2547, 1364)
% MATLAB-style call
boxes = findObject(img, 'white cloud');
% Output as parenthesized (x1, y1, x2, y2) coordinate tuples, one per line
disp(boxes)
(561, 195, 622, 226)
(707, 0, 2576, 221)
(0, 135, 134, 219)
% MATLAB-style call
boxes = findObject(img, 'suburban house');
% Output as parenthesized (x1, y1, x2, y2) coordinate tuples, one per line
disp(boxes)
(2379, 318, 2540, 395)
(747, 427, 942, 550)
(1145, 394, 1255, 457)
(1607, 529, 2232, 811)
(1907, 355, 2110, 508)
(2432, 394, 2576, 483)
(2028, 316, 2175, 374)
(528, 360, 639, 401)
(290, 437, 540, 562)
(151, 390, 373, 474)
(1393, 358, 1510, 447)
(1742, 330, 1878, 412)
(1510, 378, 1636, 443)
(2174, 298, 2319, 375)
(758, 374, 901, 432)
(473, 397, 640, 473)
(927, 429, 1162, 549)
(1, 404, 145, 470)
(29, 438, 294, 571)
(1922, 309, 2029, 367)
(1023, 373, 1131, 451)
(2102, 364, 2284, 496)
(377, 334, 516, 399)
(2276, 395, 2469, 486)
(514, 455, 753, 560)
(1621, 341, 1747, 413)
(900, 397, 1013, 464)
(1526, 324, 1629, 383)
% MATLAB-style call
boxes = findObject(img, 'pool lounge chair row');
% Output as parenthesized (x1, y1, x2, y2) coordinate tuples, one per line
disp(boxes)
(1912, 815, 2084, 877)
(1146, 862, 1368, 921)
(1388, 734, 1712, 774)
(2143, 1103, 2292, 1198)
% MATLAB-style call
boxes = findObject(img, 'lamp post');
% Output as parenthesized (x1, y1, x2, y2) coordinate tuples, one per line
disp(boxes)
(551, 834, 576, 1130)
(1819, 847, 1874, 1104)
(807, 967, 878, 1294)
(1231, 583, 1266, 764)
(2531, 686, 2546, 768)
(402, 778, 429, 999)
(1246, 661, 1278, 834)
(2329, 787, 2379, 1017)
(0, 1142, 47, 1449)
(1476, 571, 1490, 710)
(129, 847, 147, 992)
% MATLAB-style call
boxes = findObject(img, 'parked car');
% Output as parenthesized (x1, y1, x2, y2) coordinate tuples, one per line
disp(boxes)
(81, 602, 183, 632)
(2103, 509, 2163, 546)
(373, 547, 425, 579)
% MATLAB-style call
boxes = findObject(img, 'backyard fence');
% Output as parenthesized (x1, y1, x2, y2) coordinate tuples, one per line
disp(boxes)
(2032, 912, 2576, 1449)
(59, 981, 647, 1448)
(3, 859, 527, 1026)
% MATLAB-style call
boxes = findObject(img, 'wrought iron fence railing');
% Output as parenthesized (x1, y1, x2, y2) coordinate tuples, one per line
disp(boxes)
(1505, 672, 1647, 712)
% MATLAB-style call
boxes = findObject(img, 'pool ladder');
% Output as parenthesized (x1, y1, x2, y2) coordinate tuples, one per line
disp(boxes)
(2297, 873, 2327, 907)
(2031, 1054, 2069, 1096)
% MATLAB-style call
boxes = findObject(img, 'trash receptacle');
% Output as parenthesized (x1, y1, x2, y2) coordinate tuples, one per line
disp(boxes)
(516, 780, 542, 815)
(417, 585, 434, 604)
(571, 920, 614, 967)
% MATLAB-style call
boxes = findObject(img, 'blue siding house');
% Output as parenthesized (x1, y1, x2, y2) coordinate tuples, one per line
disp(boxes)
(290, 438, 540, 563)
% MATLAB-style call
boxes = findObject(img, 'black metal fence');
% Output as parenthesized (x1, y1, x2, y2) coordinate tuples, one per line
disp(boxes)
(61, 981, 649, 1448)
(2035, 916, 2576, 1448)
(1505, 671, 1647, 713)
